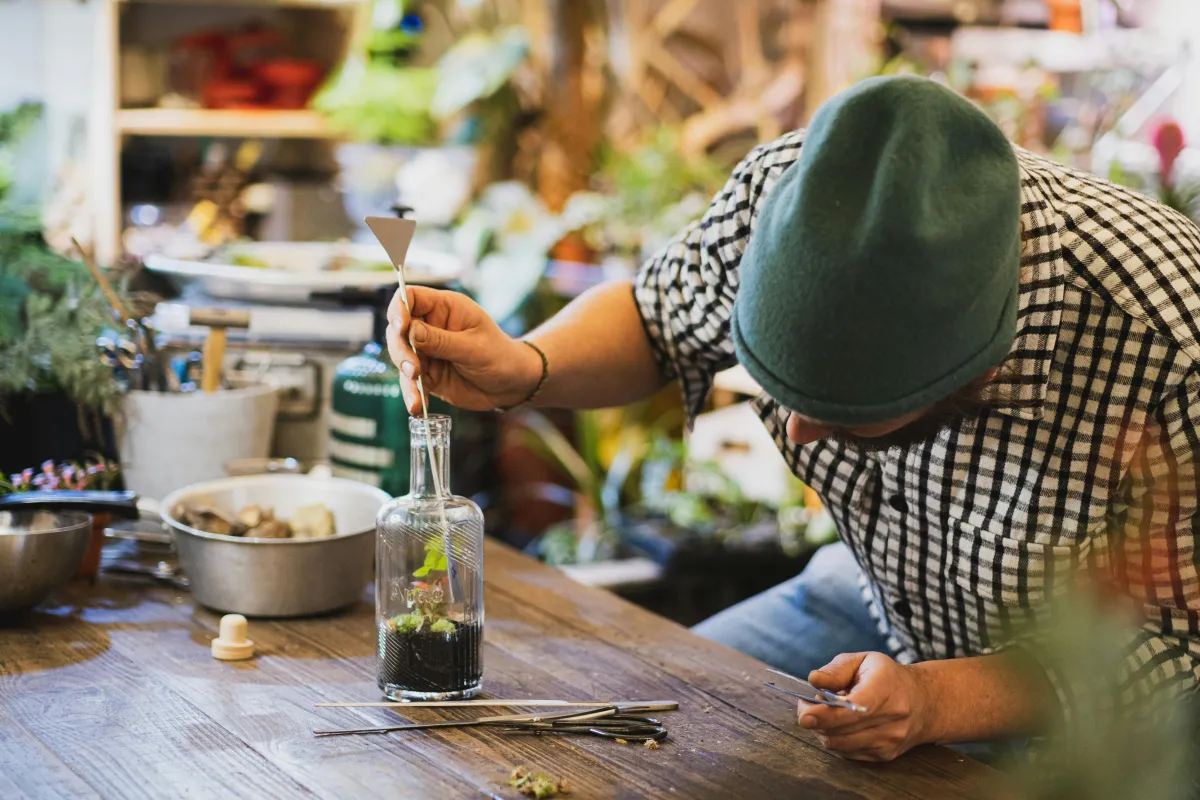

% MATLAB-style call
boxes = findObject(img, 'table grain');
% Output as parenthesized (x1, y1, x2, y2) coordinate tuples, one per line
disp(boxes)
(0, 539, 1001, 799)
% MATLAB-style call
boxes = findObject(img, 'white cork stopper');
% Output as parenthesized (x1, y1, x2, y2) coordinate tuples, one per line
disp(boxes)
(211, 614, 255, 661)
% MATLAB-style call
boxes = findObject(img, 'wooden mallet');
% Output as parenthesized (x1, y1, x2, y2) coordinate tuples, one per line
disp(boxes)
(188, 307, 251, 393)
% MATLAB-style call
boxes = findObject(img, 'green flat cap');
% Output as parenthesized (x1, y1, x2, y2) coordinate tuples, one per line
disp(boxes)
(731, 75, 1020, 426)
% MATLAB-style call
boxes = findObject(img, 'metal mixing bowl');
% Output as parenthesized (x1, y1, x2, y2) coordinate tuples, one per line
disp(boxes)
(0, 511, 92, 613)
(161, 474, 391, 617)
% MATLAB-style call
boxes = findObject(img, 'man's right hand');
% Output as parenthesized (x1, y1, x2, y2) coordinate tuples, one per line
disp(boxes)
(386, 286, 543, 415)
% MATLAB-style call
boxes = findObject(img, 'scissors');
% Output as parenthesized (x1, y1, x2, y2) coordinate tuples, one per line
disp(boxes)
(313, 704, 669, 743)
(763, 668, 868, 713)
(96, 334, 143, 387)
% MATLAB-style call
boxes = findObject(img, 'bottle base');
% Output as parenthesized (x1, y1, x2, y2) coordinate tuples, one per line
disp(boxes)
(383, 682, 482, 701)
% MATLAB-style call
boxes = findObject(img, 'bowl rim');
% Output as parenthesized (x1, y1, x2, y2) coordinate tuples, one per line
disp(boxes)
(0, 509, 93, 537)
(161, 474, 391, 546)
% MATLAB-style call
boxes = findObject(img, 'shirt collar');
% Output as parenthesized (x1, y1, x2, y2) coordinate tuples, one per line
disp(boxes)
(987, 152, 1066, 423)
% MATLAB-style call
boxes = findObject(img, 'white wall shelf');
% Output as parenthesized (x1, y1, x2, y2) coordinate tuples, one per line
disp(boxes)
(117, 0, 363, 7)
(116, 108, 339, 139)
(92, 0, 364, 264)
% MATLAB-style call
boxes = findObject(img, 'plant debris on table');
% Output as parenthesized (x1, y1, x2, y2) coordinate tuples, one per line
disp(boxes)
(509, 766, 570, 799)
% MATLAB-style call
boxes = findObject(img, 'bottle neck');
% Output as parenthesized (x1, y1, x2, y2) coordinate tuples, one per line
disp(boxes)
(409, 426, 451, 499)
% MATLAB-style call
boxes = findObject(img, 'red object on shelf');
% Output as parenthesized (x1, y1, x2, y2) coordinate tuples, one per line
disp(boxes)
(170, 31, 232, 105)
(229, 25, 284, 72)
(256, 59, 325, 109)
(204, 79, 263, 109)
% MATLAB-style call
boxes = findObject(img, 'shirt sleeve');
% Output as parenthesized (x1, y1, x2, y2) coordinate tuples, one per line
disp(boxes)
(632, 132, 805, 426)
(1004, 369, 1200, 735)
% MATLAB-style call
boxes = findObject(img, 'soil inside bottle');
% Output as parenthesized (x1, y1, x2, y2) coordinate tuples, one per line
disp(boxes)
(378, 618, 482, 696)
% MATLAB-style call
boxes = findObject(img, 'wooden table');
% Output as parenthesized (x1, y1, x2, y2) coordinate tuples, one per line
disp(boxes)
(0, 540, 998, 799)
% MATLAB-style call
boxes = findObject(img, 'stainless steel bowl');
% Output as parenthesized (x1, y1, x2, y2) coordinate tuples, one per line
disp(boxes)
(0, 511, 92, 613)
(161, 474, 391, 617)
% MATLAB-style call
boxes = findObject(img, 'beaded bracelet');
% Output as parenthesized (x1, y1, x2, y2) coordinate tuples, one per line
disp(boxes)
(496, 340, 549, 412)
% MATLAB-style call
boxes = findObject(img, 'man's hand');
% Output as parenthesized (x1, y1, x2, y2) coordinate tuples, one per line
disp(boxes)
(386, 286, 542, 414)
(797, 651, 1051, 762)
(797, 652, 937, 762)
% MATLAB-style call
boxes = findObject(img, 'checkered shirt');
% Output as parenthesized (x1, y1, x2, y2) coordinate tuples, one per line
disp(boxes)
(634, 130, 1200, 729)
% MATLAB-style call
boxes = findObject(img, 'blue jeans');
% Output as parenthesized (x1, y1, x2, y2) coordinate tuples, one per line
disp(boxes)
(695, 541, 1017, 764)
(694, 541, 888, 675)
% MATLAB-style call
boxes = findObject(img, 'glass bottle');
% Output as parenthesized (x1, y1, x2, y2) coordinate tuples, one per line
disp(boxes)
(329, 287, 453, 496)
(376, 414, 484, 700)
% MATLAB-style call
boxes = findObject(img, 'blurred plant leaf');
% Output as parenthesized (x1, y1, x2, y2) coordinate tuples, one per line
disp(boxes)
(311, 59, 438, 145)
(513, 410, 595, 495)
(432, 27, 529, 120)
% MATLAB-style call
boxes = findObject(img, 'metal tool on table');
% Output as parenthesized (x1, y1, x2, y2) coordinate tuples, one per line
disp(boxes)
(763, 668, 868, 713)
(102, 559, 190, 591)
(316, 699, 679, 710)
(312, 703, 671, 742)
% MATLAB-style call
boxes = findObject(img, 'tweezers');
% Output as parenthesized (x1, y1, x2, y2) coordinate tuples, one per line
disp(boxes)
(763, 668, 868, 713)
(312, 703, 669, 742)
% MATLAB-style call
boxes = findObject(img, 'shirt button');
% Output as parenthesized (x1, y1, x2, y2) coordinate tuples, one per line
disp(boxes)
(888, 494, 908, 513)
(893, 598, 913, 619)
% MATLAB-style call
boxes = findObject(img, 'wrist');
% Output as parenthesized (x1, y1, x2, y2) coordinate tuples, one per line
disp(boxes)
(907, 662, 946, 745)
(496, 338, 548, 411)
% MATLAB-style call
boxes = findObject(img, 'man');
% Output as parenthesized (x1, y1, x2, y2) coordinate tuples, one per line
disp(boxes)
(386, 75, 1200, 761)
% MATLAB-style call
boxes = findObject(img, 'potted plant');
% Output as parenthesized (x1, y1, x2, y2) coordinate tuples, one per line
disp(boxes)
(0, 103, 126, 476)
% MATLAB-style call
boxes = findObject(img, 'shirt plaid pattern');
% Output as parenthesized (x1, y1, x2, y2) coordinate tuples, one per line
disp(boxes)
(634, 130, 1200, 728)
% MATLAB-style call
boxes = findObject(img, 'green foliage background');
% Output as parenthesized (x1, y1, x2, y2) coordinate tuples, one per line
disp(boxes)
(0, 103, 122, 416)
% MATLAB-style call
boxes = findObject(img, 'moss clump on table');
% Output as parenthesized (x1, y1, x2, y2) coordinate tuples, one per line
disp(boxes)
(509, 766, 570, 799)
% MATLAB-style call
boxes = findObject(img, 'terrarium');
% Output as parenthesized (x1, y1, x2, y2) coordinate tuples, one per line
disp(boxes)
(376, 414, 484, 699)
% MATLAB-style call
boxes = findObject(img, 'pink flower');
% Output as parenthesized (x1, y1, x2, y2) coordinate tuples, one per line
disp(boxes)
(1153, 121, 1186, 185)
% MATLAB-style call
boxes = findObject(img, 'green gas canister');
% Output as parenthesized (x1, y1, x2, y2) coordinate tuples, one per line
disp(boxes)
(328, 288, 451, 495)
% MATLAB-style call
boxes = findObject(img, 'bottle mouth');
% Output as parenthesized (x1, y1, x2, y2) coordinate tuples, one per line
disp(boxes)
(408, 413, 451, 435)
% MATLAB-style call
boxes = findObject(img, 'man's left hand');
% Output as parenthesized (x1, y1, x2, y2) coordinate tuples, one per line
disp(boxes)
(797, 652, 938, 762)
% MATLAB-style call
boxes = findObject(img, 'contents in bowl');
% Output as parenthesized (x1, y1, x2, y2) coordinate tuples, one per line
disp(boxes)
(175, 500, 336, 539)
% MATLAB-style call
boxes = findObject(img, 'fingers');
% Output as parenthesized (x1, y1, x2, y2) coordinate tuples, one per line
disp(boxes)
(385, 319, 423, 415)
(386, 290, 420, 371)
(797, 701, 865, 732)
(407, 285, 452, 320)
(409, 320, 474, 363)
(809, 652, 869, 691)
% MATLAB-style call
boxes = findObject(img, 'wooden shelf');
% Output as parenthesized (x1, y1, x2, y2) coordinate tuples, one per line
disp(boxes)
(117, 0, 362, 7)
(116, 108, 339, 139)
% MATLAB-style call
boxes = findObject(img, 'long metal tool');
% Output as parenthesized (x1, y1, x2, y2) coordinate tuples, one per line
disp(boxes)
(315, 699, 678, 710)
(312, 704, 670, 741)
(764, 668, 868, 713)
